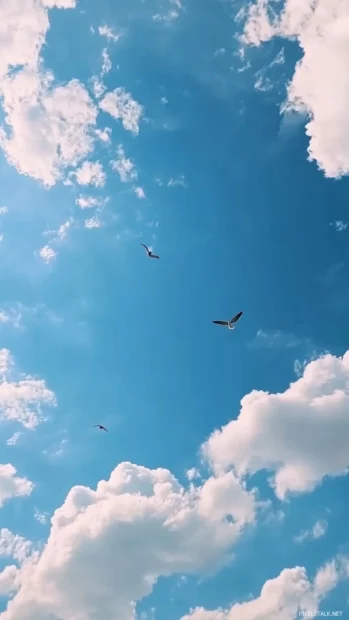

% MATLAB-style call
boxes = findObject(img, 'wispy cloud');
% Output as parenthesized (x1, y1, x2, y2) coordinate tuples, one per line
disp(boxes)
(249, 329, 306, 349)
(331, 221, 348, 232)
(294, 520, 328, 544)
(98, 25, 120, 42)
(167, 174, 187, 188)
(111, 146, 137, 183)
(84, 216, 101, 229)
(101, 49, 112, 76)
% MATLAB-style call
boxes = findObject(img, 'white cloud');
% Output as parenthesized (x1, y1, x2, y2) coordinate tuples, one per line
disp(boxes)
(0, 461, 259, 619)
(203, 351, 349, 499)
(294, 520, 328, 543)
(332, 220, 348, 232)
(34, 509, 49, 526)
(55, 218, 72, 241)
(0, 348, 56, 428)
(6, 433, 21, 447)
(0, 308, 22, 329)
(95, 126, 111, 142)
(101, 48, 112, 76)
(186, 468, 200, 482)
(168, 174, 187, 187)
(134, 186, 146, 199)
(111, 146, 137, 183)
(91, 76, 106, 99)
(99, 87, 143, 134)
(243, 0, 349, 179)
(0, 464, 33, 508)
(0, 69, 97, 187)
(39, 245, 56, 263)
(153, 1, 183, 23)
(181, 555, 349, 620)
(249, 329, 304, 349)
(0, 565, 20, 596)
(74, 161, 106, 187)
(0, 2, 100, 186)
(84, 216, 101, 229)
(76, 196, 101, 209)
(98, 25, 120, 42)
(0, 529, 32, 564)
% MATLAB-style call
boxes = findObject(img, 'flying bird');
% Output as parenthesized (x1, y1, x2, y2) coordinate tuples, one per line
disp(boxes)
(213, 311, 243, 330)
(141, 243, 159, 259)
(94, 424, 108, 432)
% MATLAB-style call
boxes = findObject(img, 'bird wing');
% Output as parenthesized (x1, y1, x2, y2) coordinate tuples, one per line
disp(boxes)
(150, 254, 160, 259)
(93, 425, 99, 428)
(100, 425, 108, 432)
(230, 311, 243, 324)
(213, 320, 229, 326)
(141, 243, 150, 254)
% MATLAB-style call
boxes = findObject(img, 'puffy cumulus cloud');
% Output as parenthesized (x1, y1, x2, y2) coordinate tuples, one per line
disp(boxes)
(99, 87, 143, 134)
(180, 555, 349, 620)
(0, 1, 67, 79)
(0, 70, 97, 186)
(0, 348, 56, 428)
(243, 0, 349, 179)
(0, 464, 33, 508)
(74, 161, 106, 187)
(0, 1, 97, 186)
(0, 462, 260, 619)
(203, 351, 349, 499)
(0, 565, 20, 597)
(111, 145, 138, 183)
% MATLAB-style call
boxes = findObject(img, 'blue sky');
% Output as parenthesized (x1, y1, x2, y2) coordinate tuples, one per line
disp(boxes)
(0, 0, 349, 618)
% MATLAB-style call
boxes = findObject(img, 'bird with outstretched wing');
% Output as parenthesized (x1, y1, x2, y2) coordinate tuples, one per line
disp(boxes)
(141, 243, 159, 259)
(213, 311, 243, 330)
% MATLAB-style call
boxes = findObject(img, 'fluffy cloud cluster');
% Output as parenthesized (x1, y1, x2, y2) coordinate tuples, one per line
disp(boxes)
(243, 0, 349, 178)
(0, 69, 97, 186)
(111, 145, 138, 182)
(0, 348, 56, 428)
(99, 88, 143, 135)
(0, 462, 259, 619)
(203, 351, 349, 499)
(0, 1, 102, 186)
(181, 555, 349, 620)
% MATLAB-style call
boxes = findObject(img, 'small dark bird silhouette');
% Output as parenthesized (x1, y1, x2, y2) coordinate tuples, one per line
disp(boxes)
(94, 424, 108, 432)
(213, 311, 243, 330)
(141, 243, 159, 259)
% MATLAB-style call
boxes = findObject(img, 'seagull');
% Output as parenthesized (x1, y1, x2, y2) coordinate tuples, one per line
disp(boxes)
(94, 424, 108, 432)
(141, 243, 159, 259)
(213, 311, 243, 330)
